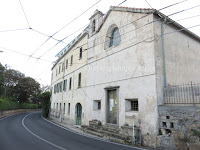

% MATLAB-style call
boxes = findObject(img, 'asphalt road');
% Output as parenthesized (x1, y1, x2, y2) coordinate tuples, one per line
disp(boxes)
(0, 112, 146, 150)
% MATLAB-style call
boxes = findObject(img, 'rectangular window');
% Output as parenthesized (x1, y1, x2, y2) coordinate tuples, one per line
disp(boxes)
(60, 82, 63, 92)
(60, 103, 61, 112)
(63, 103, 65, 114)
(56, 69, 57, 76)
(125, 99, 138, 111)
(78, 73, 81, 88)
(69, 77, 72, 90)
(56, 103, 58, 111)
(54, 85, 56, 94)
(79, 48, 82, 59)
(62, 63, 64, 72)
(59, 65, 61, 74)
(66, 59, 68, 69)
(93, 100, 101, 111)
(68, 103, 70, 115)
(70, 55, 73, 66)
(63, 80, 67, 91)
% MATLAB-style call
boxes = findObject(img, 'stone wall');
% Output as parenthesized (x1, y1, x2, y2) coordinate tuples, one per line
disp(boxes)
(156, 106, 200, 150)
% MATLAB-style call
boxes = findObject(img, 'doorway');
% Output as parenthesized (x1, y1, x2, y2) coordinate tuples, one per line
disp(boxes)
(75, 103, 82, 125)
(107, 89, 118, 124)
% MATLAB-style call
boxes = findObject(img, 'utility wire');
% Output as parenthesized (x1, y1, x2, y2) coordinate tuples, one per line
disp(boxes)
(18, 0, 31, 28)
(118, 0, 128, 6)
(51, 23, 200, 85)
(0, 28, 30, 33)
(37, 0, 191, 60)
(144, 0, 153, 8)
(49, 2, 200, 66)
(31, 0, 102, 58)
(0, 47, 53, 63)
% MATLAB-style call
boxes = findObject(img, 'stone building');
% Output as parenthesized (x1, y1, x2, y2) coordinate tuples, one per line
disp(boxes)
(50, 6, 200, 147)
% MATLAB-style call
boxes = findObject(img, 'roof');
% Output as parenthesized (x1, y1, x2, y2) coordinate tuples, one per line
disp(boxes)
(97, 6, 200, 42)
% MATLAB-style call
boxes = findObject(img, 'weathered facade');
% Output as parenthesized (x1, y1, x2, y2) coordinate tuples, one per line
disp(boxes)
(50, 6, 200, 148)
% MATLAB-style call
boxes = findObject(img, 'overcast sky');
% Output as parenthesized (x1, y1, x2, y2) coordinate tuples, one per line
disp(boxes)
(0, 0, 200, 86)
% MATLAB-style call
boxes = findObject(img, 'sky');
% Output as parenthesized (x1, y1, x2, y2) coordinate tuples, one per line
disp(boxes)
(0, 0, 200, 86)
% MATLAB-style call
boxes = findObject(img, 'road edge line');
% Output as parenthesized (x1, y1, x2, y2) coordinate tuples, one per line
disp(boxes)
(42, 114, 148, 150)
(22, 113, 68, 150)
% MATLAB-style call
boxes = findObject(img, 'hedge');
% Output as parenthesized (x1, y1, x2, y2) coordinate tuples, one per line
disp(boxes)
(0, 99, 37, 111)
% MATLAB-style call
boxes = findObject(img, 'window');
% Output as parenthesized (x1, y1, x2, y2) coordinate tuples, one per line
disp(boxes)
(109, 27, 121, 47)
(63, 103, 66, 114)
(93, 100, 101, 110)
(60, 82, 63, 92)
(79, 47, 82, 59)
(92, 20, 95, 32)
(59, 65, 61, 74)
(54, 85, 56, 94)
(56, 69, 57, 76)
(69, 77, 72, 90)
(60, 103, 61, 112)
(105, 25, 121, 50)
(125, 99, 138, 111)
(66, 59, 68, 69)
(56, 103, 58, 111)
(62, 63, 64, 72)
(68, 103, 70, 115)
(63, 80, 67, 91)
(70, 55, 73, 66)
(78, 73, 81, 88)
(131, 100, 138, 111)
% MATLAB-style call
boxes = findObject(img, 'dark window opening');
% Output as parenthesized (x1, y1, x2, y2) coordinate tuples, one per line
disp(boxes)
(66, 59, 68, 69)
(166, 116, 170, 119)
(92, 20, 95, 32)
(170, 122, 174, 128)
(68, 103, 70, 115)
(69, 77, 72, 90)
(78, 73, 81, 88)
(162, 122, 167, 127)
(131, 100, 138, 111)
(70, 55, 73, 66)
(79, 47, 82, 59)
(98, 101, 101, 110)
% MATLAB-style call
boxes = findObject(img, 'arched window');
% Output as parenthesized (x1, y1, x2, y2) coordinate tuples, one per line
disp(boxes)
(105, 24, 121, 50)
(109, 27, 121, 47)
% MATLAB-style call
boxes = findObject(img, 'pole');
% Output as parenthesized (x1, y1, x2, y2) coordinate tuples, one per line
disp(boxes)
(191, 81, 195, 106)
(132, 121, 135, 145)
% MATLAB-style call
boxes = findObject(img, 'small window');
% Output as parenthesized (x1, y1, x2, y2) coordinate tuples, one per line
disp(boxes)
(125, 99, 138, 112)
(56, 103, 58, 111)
(69, 77, 72, 90)
(54, 85, 56, 94)
(92, 20, 95, 32)
(60, 82, 63, 92)
(70, 55, 73, 66)
(63, 103, 65, 114)
(56, 69, 57, 76)
(131, 100, 138, 111)
(60, 103, 61, 112)
(68, 103, 70, 115)
(93, 100, 101, 111)
(79, 47, 82, 59)
(66, 59, 68, 69)
(78, 73, 81, 88)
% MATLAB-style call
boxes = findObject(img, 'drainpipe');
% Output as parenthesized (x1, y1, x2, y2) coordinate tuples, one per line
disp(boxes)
(161, 18, 167, 88)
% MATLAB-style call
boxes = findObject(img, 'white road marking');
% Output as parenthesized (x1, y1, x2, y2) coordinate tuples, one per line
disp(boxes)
(22, 113, 68, 150)
(42, 114, 148, 150)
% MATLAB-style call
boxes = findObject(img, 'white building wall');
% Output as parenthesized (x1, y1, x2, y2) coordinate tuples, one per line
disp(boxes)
(85, 10, 158, 135)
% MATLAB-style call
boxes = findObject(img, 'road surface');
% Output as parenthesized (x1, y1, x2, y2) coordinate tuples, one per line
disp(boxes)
(0, 112, 146, 150)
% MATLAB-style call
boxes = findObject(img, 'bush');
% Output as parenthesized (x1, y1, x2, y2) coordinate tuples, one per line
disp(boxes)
(0, 99, 38, 111)
(39, 92, 51, 118)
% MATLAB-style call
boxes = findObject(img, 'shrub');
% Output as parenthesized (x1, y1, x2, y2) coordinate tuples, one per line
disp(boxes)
(0, 99, 38, 111)
(40, 92, 51, 118)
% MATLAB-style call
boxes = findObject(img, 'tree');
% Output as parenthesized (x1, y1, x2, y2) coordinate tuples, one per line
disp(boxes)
(0, 63, 5, 97)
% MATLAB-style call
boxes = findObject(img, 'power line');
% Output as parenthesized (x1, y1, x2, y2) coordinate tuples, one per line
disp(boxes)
(0, 47, 53, 63)
(31, 0, 103, 58)
(49, 2, 200, 67)
(0, 28, 30, 33)
(18, 0, 31, 28)
(51, 23, 200, 85)
(118, 0, 128, 6)
(144, 0, 153, 8)
(37, 0, 191, 60)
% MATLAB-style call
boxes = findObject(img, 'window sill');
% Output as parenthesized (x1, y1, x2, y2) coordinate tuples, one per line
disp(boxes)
(125, 110, 139, 113)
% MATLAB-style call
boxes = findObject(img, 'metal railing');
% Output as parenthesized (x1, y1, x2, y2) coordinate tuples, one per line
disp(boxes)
(164, 82, 200, 104)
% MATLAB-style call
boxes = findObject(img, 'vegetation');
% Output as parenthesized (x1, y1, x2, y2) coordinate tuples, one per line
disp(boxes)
(0, 63, 41, 103)
(0, 99, 37, 111)
(39, 92, 51, 118)
(191, 129, 200, 138)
